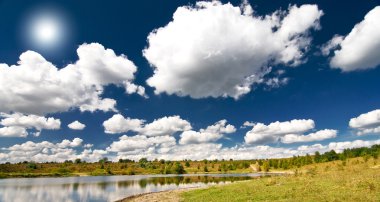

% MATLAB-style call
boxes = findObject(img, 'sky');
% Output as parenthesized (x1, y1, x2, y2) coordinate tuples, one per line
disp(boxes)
(0, 0, 380, 163)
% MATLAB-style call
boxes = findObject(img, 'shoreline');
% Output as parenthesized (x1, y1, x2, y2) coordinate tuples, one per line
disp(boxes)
(115, 172, 293, 202)
(0, 170, 292, 179)
(115, 186, 203, 202)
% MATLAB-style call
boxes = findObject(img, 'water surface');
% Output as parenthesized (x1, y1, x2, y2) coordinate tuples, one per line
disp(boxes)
(0, 173, 270, 202)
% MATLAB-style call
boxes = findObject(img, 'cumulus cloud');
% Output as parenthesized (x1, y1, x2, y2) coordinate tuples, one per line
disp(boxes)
(83, 143, 93, 149)
(0, 43, 145, 115)
(245, 119, 314, 144)
(107, 135, 176, 153)
(179, 119, 236, 144)
(242, 121, 255, 128)
(323, 6, 380, 71)
(2, 136, 380, 163)
(0, 126, 28, 138)
(320, 35, 343, 56)
(139, 116, 192, 137)
(0, 138, 88, 163)
(103, 114, 192, 136)
(106, 137, 380, 161)
(327, 139, 380, 153)
(0, 113, 60, 137)
(281, 129, 338, 144)
(143, 1, 323, 99)
(244, 119, 336, 144)
(103, 114, 144, 134)
(0, 137, 113, 163)
(68, 120, 86, 130)
(125, 82, 148, 98)
(349, 109, 380, 135)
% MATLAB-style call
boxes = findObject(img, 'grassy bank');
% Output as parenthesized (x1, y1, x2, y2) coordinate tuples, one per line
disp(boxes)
(0, 159, 253, 178)
(181, 157, 380, 201)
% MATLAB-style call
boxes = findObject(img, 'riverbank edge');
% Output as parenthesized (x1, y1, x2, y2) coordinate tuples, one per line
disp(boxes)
(115, 186, 202, 202)
(115, 171, 294, 202)
(0, 170, 293, 179)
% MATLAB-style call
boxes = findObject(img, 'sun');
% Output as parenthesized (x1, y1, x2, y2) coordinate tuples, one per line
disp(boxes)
(32, 17, 61, 45)
(23, 8, 69, 51)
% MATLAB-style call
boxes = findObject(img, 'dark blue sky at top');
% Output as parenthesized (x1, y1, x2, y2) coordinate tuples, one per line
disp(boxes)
(0, 0, 379, 149)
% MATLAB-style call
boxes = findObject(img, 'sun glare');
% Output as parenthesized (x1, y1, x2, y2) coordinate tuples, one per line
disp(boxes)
(32, 17, 60, 45)
(23, 8, 70, 51)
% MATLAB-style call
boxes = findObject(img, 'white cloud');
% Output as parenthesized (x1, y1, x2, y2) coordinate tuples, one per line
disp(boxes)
(179, 119, 236, 144)
(327, 139, 380, 153)
(0, 113, 60, 137)
(0, 138, 88, 163)
(83, 143, 93, 149)
(2, 136, 380, 163)
(320, 35, 343, 56)
(107, 137, 380, 161)
(68, 120, 86, 130)
(244, 119, 314, 144)
(125, 82, 148, 98)
(349, 109, 380, 128)
(78, 98, 117, 114)
(324, 6, 380, 71)
(264, 77, 289, 89)
(0, 126, 28, 137)
(349, 109, 380, 135)
(103, 114, 144, 134)
(242, 121, 255, 128)
(0, 43, 144, 115)
(139, 116, 192, 137)
(297, 144, 325, 153)
(143, 2, 323, 99)
(281, 129, 338, 144)
(0, 113, 60, 130)
(58, 137, 83, 148)
(244, 119, 336, 144)
(107, 135, 176, 153)
(354, 127, 380, 136)
(103, 114, 192, 136)
(78, 149, 108, 163)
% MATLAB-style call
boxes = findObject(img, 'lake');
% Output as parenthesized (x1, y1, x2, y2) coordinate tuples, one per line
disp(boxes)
(0, 173, 271, 202)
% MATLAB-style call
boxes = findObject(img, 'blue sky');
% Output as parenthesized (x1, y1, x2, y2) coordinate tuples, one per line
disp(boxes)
(0, 0, 379, 162)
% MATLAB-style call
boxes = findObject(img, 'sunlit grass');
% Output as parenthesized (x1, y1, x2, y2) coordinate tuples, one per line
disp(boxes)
(181, 157, 380, 202)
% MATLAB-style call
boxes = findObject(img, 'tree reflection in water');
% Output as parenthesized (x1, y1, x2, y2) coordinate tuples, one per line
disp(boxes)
(0, 173, 269, 202)
(115, 175, 254, 189)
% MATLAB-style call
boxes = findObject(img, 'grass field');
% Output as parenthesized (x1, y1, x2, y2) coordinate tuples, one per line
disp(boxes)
(181, 157, 380, 202)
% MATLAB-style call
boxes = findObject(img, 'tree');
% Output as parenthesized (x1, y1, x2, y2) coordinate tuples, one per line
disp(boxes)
(173, 162, 185, 174)
(74, 158, 82, 164)
(314, 151, 321, 163)
(99, 157, 108, 164)
(262, 161, 269, 172)
(204, 166, 209, 172)
(139, 158, 148, 168)
(27, 163, 37, 169)
(119, 158, 133, 163)
(325, 150, 339, 161)
(305, 154, 313, 165)
(185, 161, 190, 167)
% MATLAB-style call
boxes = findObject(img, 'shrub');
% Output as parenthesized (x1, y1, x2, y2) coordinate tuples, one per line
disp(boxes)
(74, 159, 82, 164)
(173, 162, 185, 174)
(27, 163, 37, 169)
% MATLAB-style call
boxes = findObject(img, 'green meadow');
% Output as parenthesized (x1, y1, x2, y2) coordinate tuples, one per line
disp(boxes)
(181, 156, 380, 202)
